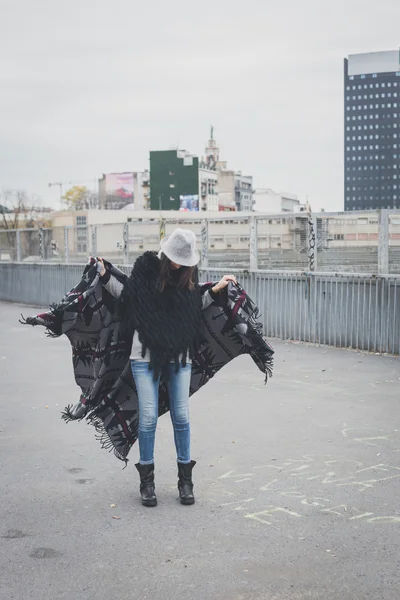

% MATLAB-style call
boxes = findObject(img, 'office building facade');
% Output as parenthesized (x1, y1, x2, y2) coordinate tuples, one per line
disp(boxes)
(150, 150, 200, 211)
(344, 50, 400, 210)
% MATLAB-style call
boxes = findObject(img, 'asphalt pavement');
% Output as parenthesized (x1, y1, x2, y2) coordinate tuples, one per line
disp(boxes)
(1, 301, 399, 600)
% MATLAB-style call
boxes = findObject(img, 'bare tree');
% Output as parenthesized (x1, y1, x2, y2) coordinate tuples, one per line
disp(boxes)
(0, 190, 49, 259)
(1, 189, 29, 229)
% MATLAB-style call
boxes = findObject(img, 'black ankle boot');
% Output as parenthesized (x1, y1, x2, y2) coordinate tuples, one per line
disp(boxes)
(135, 463, 157, 507)
(177, 460, 196, 505)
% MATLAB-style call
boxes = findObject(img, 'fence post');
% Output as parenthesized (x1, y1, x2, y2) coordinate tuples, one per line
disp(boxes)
(38, 228, 44, 261)
(16, 230, 21, 262)
(123, 222, 129, 265)
(201, 219, 209, 268)
(159, 218, 166, 241)
(250, 216, 258, 270)
(91, 225, 97, 257)
(378, 209, 389, 275)
(307, 213, 317, 272)
(64, 227, 69, 264)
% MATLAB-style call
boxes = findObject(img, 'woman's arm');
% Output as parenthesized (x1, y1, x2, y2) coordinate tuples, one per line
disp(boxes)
(97, 258, 124, 299)
(201, 290, 215, 310)
(201, 274, 237, 310)
(211, 274, 237, 294)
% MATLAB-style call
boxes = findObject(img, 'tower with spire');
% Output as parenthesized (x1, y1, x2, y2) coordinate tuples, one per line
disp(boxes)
(203, 124, 219, 170)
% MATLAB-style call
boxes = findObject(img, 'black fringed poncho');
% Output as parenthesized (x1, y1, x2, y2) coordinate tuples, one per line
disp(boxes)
(22, 257, 274, 462)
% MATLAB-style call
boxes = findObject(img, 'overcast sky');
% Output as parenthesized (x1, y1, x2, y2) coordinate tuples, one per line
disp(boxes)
(1, 0, 400, 211)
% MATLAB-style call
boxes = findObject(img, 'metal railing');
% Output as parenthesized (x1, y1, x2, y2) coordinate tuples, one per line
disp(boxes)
(1, 209, 400, 274)
(2, 263, 399, 355)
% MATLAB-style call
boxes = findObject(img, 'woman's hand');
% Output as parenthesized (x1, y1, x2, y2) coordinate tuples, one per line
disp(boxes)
(97, 257, 106, 277)
(212, 274, 237, 294)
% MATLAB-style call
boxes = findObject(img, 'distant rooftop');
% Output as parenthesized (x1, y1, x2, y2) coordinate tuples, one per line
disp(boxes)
(347, 49, 400, 76)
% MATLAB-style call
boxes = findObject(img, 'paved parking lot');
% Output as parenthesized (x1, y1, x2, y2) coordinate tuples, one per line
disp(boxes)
(1, 301, 399, 600)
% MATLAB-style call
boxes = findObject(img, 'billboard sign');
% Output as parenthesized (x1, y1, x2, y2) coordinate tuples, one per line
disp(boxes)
(104, 173, 134, 209)
(179, 194, 199, 212)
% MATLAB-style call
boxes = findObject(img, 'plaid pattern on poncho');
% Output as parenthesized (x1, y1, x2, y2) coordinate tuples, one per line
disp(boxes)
(22, 258, 274, 462)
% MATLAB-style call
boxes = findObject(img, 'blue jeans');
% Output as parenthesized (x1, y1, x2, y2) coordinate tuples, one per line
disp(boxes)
(130, 361, 192, 465)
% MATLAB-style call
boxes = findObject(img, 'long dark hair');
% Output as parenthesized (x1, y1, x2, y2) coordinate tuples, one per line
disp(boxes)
(159, 252, 196, 292)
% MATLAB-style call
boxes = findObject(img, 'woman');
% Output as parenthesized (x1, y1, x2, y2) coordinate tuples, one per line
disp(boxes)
(97, 228, 237, 507)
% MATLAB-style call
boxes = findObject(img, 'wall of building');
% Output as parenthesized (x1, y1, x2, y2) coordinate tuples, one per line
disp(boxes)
(150, 150, 199, 211)
(49, 209, 306, 257)
(281, 194, 302, 212)
(217, 169, 236, 210)
(131, 171, 150, 211)
(4, 209, 400, 265)
(199, 168, 218, 211)
(320, 212, 400, 248)
(344, 50, 400, 211)
(348, 50, 400, 77)
(253, 188, 300, 213)
(235, 174, 253, 211)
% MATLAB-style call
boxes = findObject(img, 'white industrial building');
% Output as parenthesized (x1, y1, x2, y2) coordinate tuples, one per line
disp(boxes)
(253, 189, 303, 213)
